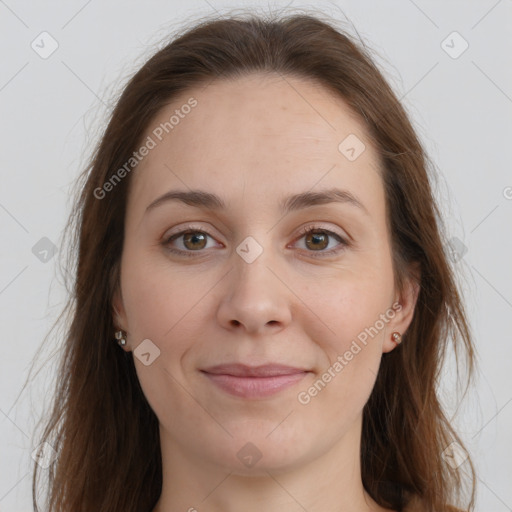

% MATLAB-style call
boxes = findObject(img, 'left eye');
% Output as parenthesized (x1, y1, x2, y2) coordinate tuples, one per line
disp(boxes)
(293, 227, 346, 254)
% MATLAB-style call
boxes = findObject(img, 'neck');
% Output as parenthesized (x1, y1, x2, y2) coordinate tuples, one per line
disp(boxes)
(153, 414, 391, 512)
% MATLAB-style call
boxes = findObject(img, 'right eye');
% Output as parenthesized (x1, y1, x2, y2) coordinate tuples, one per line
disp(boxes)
(162, 227, 222, 257)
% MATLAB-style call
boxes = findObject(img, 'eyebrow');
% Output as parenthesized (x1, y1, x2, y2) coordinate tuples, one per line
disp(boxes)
(145, 187, 369, 216)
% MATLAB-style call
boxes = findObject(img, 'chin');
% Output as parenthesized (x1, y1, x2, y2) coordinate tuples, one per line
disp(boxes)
(200, 428, 316, 476)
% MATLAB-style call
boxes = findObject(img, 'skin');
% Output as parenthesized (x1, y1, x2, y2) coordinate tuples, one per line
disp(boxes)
(113, 72, 419, 512)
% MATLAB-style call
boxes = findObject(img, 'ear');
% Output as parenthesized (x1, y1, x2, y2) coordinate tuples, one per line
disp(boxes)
(112, 285, 130, 350)
(382, 262, 421, 354)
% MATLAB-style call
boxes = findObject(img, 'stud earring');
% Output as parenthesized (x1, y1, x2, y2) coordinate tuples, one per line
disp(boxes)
(115, 330, 127, 347)
(391, 332, 402, 344)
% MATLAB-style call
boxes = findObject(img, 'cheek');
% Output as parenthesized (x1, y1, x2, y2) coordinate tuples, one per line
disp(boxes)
(310, 271, 394, 350)
(297, 269, 394, 408)
(294, 281, 390, 427)
(120, 248, 214, 341)
(120, 251, 211, 420)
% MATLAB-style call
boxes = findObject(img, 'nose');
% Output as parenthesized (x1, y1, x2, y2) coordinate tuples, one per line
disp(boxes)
(216, 246, 292, 336)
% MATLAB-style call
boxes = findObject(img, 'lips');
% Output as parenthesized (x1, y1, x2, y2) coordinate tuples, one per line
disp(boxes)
(200, 363, 311, 399)
(201, 363, 308, 377)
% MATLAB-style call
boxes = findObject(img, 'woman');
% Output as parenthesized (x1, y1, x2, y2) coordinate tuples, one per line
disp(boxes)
(32, 10, 476, 512)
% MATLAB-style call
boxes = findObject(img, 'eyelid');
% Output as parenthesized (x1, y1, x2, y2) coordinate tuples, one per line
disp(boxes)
(292, 223, 349, 243)
(162, 222, 220, 241)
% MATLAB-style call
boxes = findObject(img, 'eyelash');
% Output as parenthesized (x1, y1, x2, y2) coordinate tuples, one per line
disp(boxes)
(162, 224, 349, 259)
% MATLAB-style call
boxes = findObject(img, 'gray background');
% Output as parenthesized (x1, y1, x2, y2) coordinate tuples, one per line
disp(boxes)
(0, 0, 511, 510)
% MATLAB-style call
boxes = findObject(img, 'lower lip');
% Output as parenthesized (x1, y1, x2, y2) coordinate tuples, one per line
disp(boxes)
(202, 371, 309, 398)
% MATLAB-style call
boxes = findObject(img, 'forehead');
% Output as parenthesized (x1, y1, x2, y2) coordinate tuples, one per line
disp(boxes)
(128, 72, 383, 217)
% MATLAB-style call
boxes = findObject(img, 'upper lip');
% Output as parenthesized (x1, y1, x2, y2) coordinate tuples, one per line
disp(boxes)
(201, 363, 309, 377)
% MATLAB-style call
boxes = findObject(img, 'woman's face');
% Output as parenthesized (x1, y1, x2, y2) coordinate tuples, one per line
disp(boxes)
(113, 73, 417, 474)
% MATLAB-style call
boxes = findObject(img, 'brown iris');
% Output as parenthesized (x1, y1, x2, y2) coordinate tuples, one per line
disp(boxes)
(182, 231, 207, 250)
(304, 230, 329, 251)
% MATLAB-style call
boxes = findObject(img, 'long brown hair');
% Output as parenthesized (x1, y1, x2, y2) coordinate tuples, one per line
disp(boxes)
(31, 9, 476, 511)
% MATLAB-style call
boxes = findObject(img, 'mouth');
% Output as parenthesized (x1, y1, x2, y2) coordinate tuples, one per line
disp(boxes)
(200, 363, 311, 399)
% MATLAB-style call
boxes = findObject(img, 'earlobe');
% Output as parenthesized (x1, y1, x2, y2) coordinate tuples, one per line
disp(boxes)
(382, 328, 404, 354)
(112, 290, 132, 351)
(382, 266, 421, 354)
